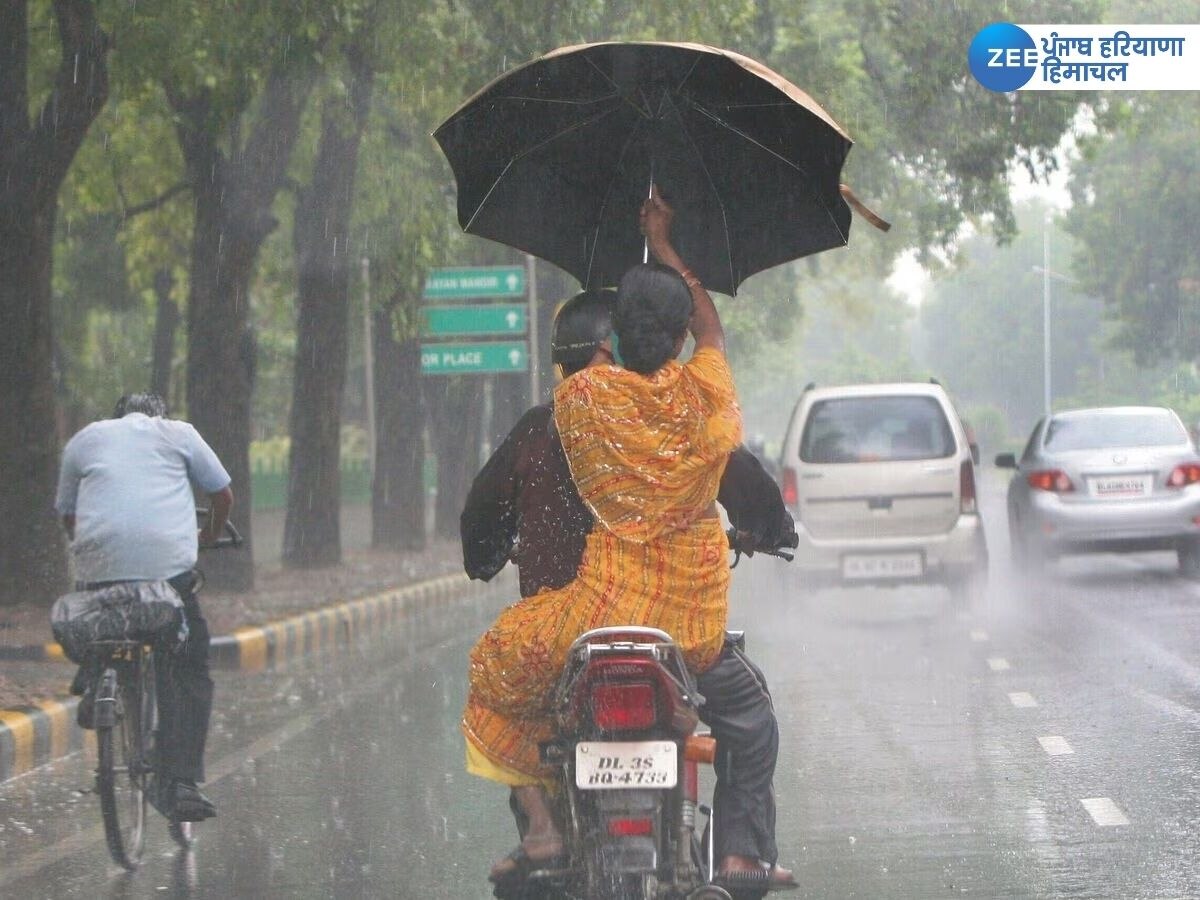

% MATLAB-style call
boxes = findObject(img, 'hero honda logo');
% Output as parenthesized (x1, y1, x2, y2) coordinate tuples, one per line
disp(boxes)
(968, 22, 1038, 91)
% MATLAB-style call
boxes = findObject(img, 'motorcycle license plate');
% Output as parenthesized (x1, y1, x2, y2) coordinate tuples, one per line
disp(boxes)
(575, 740, 677, 790)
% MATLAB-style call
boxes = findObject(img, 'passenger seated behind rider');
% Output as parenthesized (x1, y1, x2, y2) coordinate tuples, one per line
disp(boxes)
(461, 188, 797, 890)
(55, 393, 233, 822)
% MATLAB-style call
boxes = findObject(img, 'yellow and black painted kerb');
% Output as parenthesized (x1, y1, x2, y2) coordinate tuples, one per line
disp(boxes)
(0, 571, 508, 783)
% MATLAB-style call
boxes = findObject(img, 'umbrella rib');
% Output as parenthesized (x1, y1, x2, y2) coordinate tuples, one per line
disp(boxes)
(489, 93, 618, 107)
(673, 55, 704, 95)
(683, 98, 849, 243)
(582, 116, 647, 289)
(666, 93, 737, 294)
(582, 54, 653, 118)
(462, 102, 625, 233)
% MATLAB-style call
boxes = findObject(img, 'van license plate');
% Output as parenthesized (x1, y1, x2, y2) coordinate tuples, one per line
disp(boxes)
(575, 741, 677, 790)
(842, 553, 923, 580)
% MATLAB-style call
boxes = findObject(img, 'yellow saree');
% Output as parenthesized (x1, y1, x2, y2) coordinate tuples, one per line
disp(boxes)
(462, 348, 742, 783)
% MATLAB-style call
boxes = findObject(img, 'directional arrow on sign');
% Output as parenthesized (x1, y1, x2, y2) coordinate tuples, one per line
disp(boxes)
(505, 311, 519, 329)
(508, 348, 522, 367)
(505, 273, 520, 292)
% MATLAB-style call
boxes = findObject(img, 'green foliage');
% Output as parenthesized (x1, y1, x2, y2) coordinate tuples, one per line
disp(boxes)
(917, 201, 1103, 438)
(1066, 93, 1200, 367)
(45, 0, 1119, 447)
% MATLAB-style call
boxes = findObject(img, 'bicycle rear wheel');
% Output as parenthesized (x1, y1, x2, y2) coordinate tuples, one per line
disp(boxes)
(96, 654, 154, 869)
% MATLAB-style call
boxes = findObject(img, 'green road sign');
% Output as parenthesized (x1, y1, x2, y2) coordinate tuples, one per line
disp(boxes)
(421, 341, 528, 375)
(424, 266, 526, 300)
(422, 304, 527, 337)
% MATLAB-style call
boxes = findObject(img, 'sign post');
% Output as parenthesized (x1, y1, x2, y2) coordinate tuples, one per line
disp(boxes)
(526, 254, 539, 404)
(420, 341, 529, 375)
(423, 266, 526, 300)
(421, 304, 527, 337)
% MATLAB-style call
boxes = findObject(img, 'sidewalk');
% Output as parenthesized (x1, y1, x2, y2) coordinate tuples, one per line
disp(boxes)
(0, 505, 493, 781)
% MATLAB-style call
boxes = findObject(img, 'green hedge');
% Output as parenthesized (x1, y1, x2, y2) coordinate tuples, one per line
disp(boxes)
(250, 457, 435, 510)
(250, 459, 372, 511)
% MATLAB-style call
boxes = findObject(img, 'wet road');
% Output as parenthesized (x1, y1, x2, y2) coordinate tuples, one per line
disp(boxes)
(4, 493, 1200, 897)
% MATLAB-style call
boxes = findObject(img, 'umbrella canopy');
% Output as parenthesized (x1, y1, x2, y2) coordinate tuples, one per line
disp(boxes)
(435, 41, 859, 296)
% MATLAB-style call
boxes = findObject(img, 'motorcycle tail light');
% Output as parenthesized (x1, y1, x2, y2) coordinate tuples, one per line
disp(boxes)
(591, 682, 657, 731)
(1168, 463, 1200, 488)
(607, 817, 654, 837)
(1027, 469, 1074, 493)
(960, 460, 978, 513)
(782, 466, 798, 506)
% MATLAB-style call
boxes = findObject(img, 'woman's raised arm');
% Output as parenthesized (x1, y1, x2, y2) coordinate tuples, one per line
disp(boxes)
(640, 187, 725, 355)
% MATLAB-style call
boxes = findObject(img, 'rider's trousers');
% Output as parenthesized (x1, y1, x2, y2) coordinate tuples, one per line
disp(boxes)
(155, 571, 213, 783)
(695, 639, 779, 865)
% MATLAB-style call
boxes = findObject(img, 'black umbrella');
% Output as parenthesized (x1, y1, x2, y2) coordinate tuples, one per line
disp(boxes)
(435, 41, 884, 296)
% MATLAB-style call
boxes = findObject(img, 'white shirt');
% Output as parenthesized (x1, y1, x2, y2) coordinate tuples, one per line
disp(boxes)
(55, 414, 231, 582)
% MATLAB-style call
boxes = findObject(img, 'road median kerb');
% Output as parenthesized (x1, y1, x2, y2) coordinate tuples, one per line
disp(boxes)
(0, 570, 506, 785)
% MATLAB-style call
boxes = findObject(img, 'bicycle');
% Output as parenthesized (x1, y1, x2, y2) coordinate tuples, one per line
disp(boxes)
(87, 515, 241, 870)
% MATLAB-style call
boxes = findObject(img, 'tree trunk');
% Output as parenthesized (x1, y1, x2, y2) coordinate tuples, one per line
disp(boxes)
(429, 378, 484, 540)
(284, 54, 374, 569)
(167, 66, 316, 590)
(150, 268, 178, 400)
(0, 0, 109, 606)
(371, 307, 426, 550)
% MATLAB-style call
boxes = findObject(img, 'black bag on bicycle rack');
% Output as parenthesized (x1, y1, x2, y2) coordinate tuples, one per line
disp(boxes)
(50, 580, 189, 664)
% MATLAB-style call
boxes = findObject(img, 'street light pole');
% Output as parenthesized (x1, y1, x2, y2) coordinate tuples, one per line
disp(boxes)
(362, 256, 377, 477)
(1043, 213, 1052, 419)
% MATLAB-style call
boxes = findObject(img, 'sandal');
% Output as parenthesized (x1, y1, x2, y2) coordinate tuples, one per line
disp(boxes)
(488, 841, 566, 885)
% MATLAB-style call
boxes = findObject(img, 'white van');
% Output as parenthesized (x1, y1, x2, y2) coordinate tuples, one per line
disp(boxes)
(778, 382, 988, 601)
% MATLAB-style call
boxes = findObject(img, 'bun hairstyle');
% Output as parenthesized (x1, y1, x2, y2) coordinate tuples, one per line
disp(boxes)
(613, 263, 693, 375)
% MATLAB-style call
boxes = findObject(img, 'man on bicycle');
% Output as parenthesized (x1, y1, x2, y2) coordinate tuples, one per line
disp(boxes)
(55, 393, 233, 822)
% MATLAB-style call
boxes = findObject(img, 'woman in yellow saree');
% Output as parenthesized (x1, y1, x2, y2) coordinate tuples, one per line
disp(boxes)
(465, 189, 785, 886)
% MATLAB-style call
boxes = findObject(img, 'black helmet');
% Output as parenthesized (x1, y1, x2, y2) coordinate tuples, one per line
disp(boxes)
(551, 289, 617, 378)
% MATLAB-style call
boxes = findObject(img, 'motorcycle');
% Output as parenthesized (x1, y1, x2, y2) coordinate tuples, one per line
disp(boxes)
(494, 530, 795, 900)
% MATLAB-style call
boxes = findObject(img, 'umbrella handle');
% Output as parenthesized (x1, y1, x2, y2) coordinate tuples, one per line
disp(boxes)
(643, 167, 655, 264)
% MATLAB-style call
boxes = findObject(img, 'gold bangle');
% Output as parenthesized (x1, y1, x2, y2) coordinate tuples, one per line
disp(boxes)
(680, 269, 702, 289)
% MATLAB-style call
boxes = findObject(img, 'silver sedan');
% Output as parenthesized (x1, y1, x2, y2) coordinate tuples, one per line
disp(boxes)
(996, 406, 1200, 574)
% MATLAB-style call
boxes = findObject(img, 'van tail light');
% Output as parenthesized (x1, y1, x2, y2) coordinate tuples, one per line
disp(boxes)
(1027, 469, 1074, 493)
(591, 682, 657, 731)
(1168, 463, 1200, 488)
(959, 460, 978, 514)
(782, 466, 798, 506)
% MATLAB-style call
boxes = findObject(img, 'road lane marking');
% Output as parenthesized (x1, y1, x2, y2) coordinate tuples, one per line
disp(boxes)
(1064, 597, 1200, 692)
(1038, 735, 1074, 756)
(1128, 687, 1200, 726)
(1009, 691, 1039, 708)
(987, 657, 1011, 671)
(1080, 797, 1129, 827)
(970, 629, 989, 642)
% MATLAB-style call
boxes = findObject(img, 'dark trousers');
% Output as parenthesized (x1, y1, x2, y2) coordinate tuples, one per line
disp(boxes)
(155, 571, 213, 783)
(695, 640, 779, 865)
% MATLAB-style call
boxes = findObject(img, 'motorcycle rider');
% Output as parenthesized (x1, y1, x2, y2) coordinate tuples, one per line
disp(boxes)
(462, 194, 797, 892)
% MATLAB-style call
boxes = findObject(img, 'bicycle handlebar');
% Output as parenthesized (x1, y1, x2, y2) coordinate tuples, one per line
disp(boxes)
(195, 508, 244, 550)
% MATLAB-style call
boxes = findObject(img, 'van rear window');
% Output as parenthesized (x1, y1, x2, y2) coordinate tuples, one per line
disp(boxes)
(799, 396, 955, 463)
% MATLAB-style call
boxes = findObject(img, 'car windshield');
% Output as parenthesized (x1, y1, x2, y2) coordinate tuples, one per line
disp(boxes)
(1043, 411, 1188, 452)
(799, 396, 956, 463)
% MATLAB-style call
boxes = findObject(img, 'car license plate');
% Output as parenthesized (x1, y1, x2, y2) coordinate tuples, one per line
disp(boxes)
(842, 553, 924, 580)
(1088, 475, 1151, 499)
(575, 740, 677, 790)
